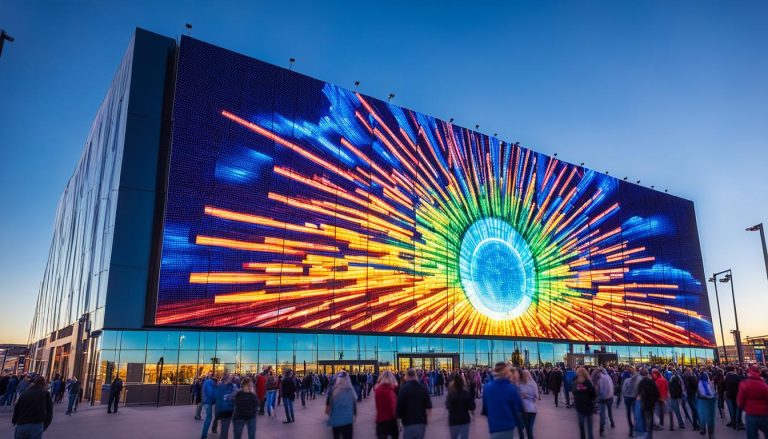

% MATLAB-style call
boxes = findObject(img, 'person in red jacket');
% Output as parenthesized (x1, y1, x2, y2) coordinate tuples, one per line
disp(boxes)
(374, 371, 399, 439)
(737, 366, 768, 439)
(652, 369, 670, 430)
(256, 366, 268, 415)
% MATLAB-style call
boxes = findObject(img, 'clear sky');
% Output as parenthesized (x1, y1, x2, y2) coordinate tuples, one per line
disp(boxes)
(1, 0, 766, 346)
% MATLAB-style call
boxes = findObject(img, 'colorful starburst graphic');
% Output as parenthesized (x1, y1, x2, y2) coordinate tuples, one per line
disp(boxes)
(156, 37, 715, 347)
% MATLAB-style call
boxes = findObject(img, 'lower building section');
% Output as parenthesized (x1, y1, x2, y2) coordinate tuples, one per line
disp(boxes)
(27, 329, 715, 406)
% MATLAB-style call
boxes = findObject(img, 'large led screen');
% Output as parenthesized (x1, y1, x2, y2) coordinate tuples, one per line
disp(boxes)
(156, 37, 715, 347)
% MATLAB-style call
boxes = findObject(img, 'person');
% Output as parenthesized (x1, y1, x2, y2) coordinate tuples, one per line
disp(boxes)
(12, 376, 53, 438)
(64, 377, 80, 416)
(573, 367, 597, 439)
(50, 375, 62, 404)
(326, 371, 357, 439)
(215, 374, 237, 438)
(637, 368, 659, 439)
(192, 378, 203, 420)
(518, 370, 539, 439)
(375, 371, 399, 439)
(668, 369, 687, 430)
(301, 372, 313, 407)
(232, 377, 258, 439)
(482, 362, 524, 439)
(596, 368, 615, 435)
(256, 367, 267, 415)
(684, 368, 701, 430)
(549, 368, 563, 408)
(565, 368, 577, 409)
(447, 374, 476, 439)
(265, 369, 278, 418)
(652, 369, 668, 430)
(621, 367, 639, 435)
(397, 368, 433, 439)
(737, 365, 768, 439)
(2, 375, 19, 405)
(281, 369, 296, 423)
(697, 371, 717, 439)
(724, 366, 745, 430)
(108, 375, 124, 414)
(200, 373, 217, 439)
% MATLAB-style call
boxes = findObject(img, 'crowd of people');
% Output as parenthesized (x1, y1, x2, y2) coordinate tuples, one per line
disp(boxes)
(3, 361, 768, 439)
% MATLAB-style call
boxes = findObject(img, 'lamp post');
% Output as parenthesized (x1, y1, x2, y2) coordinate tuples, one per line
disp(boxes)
(708, 276, 728, 364)
(0, 30, 14, 58)
(714, 269, 743, 364)
(746, 223, 768, 283)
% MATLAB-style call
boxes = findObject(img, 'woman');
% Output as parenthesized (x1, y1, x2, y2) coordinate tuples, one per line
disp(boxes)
(573, 367, 597, 439)
(233, 378, 258, 439)
(697, 372, 717, 438)
(518, 370, 539, 439)
(374, 371, 399, 439)
(446, 374, 475, 439)
(326, 371, 357, 439)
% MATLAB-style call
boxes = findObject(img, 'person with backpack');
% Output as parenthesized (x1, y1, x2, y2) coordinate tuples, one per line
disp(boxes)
(697, 371, 717, 439)
(668, 369, 687, 430)
(637, 368, 660, 438)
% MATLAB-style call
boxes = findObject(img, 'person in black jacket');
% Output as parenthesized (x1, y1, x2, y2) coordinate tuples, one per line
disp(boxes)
(683, 368, 700, 430)
(668, 370, 687, 429)
(446, 374, 475, 439)
(549, 368, 564, 407)
(233, 377, 258, 439)
(724, 366, 745, 430)
(65, 377, 80, 415)
(637, 368, 660, 438)
(573, 367, 596, 439)
(397, 368, 433, 439)
(281, 369, 296, 424)
(108, 375, 124, 414)
(13, 376, 53, 438)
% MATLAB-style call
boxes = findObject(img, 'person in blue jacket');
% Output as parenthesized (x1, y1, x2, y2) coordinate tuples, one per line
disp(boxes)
(215, 374, 237, 438)
(564, 368, 577, 408)
(200, 373, 217, 439)
(482, 362, 525, 438)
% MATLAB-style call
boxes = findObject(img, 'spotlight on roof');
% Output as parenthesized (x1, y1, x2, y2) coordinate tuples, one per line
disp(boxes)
(289, 58, 296, 70)
(475, 124, 480, 130)
(354, 81, 360, 88)
(651, 185, 655, 189)
(449, 118, 454, 123)
(580, 162, 585, 166)
(387, 93, 395, 102)
(494, 133, 498, 137)
(605, 171, 609, 175)
(623, 177, 628, 181)
(553, 153, 558, 157)
(664, 189, 668, 193)
(636, 180, 641, 184)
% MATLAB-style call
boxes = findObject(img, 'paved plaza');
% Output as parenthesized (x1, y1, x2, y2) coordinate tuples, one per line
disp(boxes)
(0, 389, 744, 439)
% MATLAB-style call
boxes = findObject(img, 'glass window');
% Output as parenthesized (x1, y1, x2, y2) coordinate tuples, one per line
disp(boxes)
(119, 349, 146, 364)
(179, 332, 200, 350)
(146, 349, 178, 364)
(239, 333, 259, 351)
(295, 333, 316, 351)
(259, 333, 277, 351)
(277, 333, 294, 350)
(147, 331, 180, 350)
(317, 350, 336, 361)
(317, 334, 334, 351)
(341, 335, 358, 352)
(240, 351, 259, 364)
(101, 331, 118, 350)
(443, 338, 459, 353)
(178, 351, 198, 364)
(217, 332, 237, 350)
(259, 351, 277, 370)
(120, 331, 147, 350)
(363, 336, 378, 353)
(396, 337, 413, 353)
(201, 332, 217, 351)
(216, 350, 237, 364)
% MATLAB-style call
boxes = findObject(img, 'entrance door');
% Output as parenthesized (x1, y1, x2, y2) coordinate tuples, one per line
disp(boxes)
(395, 353, 459, 371)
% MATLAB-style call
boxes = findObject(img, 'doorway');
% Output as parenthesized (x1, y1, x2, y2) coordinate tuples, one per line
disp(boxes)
(396, 353, 460, 371)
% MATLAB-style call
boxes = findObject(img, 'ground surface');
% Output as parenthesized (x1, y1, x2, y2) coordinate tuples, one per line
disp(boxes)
(0, 389, 743, 438)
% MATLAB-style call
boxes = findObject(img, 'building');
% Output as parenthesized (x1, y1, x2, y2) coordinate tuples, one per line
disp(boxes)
(26, 29, 717, 405)
(0, 345, 29, 375)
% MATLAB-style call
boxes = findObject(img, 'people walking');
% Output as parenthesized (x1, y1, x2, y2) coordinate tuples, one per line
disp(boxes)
(326, 371, 358, 439)
(573, 367, 597, 439)
(637, 368, 660, 439)
(668, 370, 687, 430)
(446, 374, 476, 439)
(697, 371, 717, 439)
(281, 369, 296, 423)
(192, 378, 203, 420)
(374, 371, 399, 439)
(737, 365, 768, 439)
(64, 377, 80, 416)
(684, 368, 701, 430)
(265, 369, 278, 418)
(724, 366, 745, 430)
(200, 373, 217, 439)
(397, 368, 433, 439)
(12, 376, 53, 439)
(107, 375, 123, 414)
(518, 370, 539, 439)
(621, 367, 639, 435)
(652, 369, 669, 430)
(482, 362, 524, 439)
(596, 368, 615, 435)
(549, 368, 563, 408)
(564, 368, 576, 409)
(215, 374, 237, 438)
(232, 377, 258, 439)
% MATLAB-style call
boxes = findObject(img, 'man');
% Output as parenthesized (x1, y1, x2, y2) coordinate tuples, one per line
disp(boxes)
(200, 373, 216, 439)
(107, 375, 124, 413)
(621, 367, 640, 435)
(637, 368, 660, 439)
(737, 366, 768, 439)
(564, 367, 577, 408)
(549, 367, 563, 407)
(482, 362, 524, 439)
(724, 366, 745, 430)
(13, 376, 53, 438)
(256, 367, 267, 415)
(597, 368, 616, 435)
(396, 368, 432, 439)
(64, 377, 80, 416)
(683, 367, 700, 430)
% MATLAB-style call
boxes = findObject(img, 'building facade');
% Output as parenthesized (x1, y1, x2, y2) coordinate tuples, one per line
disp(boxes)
(27, 29, 717, 405)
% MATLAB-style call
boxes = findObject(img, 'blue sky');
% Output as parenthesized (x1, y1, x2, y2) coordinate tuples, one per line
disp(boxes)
(1, 0, 766, 345)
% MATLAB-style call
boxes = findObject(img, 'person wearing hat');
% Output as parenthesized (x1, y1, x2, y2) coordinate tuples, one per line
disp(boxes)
(482, 362, 524, 439)
(737, 366, 768, 439)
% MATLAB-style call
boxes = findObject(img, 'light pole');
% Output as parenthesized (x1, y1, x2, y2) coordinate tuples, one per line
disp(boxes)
(708, 276, 728, 364)
(746, 223, 768, 283)
(0, 30, 14, 57)
(717, 269, 743, 364)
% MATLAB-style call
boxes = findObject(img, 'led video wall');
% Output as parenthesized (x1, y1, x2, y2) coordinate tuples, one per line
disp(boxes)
(156, 37, 715, 346)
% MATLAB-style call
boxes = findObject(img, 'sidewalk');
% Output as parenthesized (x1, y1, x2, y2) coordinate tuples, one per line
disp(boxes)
(0, 390, 744, 438)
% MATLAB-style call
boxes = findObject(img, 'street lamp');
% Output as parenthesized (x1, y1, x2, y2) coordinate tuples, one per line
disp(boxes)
(708, 276, 728, 364)
(746, 223, 768, 283)
(716, 269, 743, 364)
(0, 30, 14, 58)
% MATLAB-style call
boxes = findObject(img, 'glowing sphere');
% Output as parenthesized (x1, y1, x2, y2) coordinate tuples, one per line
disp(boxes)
(459, 218, 536, 320)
